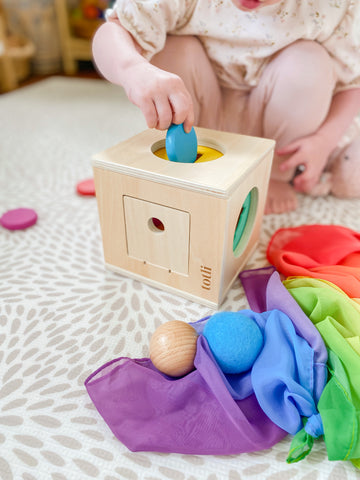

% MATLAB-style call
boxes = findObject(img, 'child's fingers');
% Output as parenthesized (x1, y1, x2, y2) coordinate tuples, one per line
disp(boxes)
(140, 98, 159, 129)
(293, 168, 318, 193)
(293, 173, 313, 193)
(279, 153, 303, 172)
(276, 141, 300, 156)
(183, 112, 195, 134)
(169, 92, 194, 132)
(153, 96, 173, 130)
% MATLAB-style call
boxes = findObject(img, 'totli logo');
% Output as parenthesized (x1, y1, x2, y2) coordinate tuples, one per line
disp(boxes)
(201, 265, 212, 290)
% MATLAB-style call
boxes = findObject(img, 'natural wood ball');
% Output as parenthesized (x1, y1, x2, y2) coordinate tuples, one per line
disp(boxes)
(149, 320, 198, 377)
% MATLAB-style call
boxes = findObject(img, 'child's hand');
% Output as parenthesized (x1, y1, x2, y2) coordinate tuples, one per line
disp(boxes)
(276, 133, 333, 193)
(92, 21, 194, 132)
(122, 61, 194, 132)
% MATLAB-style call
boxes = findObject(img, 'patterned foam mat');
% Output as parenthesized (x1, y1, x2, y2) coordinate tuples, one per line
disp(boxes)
(1, 77, 360, 480)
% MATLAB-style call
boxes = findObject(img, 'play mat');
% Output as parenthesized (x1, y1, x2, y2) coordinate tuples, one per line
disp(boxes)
(1, 77, 360, 480)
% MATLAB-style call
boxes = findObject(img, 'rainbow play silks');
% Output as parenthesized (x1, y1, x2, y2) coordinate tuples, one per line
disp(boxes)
(264, 224, 360, 468)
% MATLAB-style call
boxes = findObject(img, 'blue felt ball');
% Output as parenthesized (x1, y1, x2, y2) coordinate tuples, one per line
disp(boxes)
(203, 311, 264, 374)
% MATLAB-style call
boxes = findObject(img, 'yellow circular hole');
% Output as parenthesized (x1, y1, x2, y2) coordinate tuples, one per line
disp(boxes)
(154, 145, 223, 163)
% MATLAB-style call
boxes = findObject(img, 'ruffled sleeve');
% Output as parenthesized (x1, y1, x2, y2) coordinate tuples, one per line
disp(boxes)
(321, 1, 360, 92)
(106, 0, 197, 60)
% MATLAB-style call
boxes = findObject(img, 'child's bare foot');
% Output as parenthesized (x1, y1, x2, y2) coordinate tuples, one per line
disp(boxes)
(265, 179, 298, 214)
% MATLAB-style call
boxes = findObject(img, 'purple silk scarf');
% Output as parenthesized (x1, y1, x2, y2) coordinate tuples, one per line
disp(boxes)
(85, 334, 286, 454)
(85, 268, 327, 454)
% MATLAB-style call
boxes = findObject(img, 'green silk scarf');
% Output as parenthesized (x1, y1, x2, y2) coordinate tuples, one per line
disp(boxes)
(284, 277, 360, 466)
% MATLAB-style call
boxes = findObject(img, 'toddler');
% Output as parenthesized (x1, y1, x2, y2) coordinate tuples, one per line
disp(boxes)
(92, 0, 360, 214)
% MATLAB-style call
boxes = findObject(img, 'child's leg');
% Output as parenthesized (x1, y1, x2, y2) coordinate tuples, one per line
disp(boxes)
(247, 40, 337, 213)
(251, 39, 337, 179)
(150, 35, 223, 130)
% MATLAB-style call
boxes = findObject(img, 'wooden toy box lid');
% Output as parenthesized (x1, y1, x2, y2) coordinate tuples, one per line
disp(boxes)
(93, 127, 275, 198)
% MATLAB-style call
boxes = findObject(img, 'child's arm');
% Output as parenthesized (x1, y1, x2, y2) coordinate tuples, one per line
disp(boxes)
(92, 20, 194, 132)
(277, 88, 360, 193)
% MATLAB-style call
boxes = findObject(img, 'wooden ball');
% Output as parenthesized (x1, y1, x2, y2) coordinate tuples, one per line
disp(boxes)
(149, 320, 198, 377)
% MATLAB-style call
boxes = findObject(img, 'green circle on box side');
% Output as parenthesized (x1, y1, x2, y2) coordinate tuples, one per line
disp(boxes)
(165, 123, 198, 163)
(233, 188, 258, 257)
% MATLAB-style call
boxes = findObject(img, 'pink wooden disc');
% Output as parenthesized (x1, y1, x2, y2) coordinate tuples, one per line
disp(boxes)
(76, 178, 95, 196)
(0, 208, 38, 230)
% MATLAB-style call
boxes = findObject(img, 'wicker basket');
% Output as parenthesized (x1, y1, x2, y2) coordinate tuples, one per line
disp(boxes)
(7, 34, 35, 81)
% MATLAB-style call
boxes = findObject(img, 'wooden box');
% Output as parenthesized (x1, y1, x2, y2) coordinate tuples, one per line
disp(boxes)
(93, 127, 274, 308)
